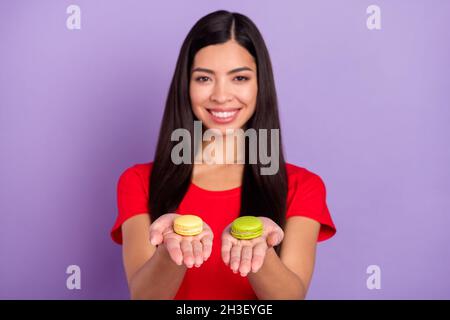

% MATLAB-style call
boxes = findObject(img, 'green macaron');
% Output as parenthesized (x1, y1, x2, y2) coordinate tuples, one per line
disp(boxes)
(230, 216, 263, 240)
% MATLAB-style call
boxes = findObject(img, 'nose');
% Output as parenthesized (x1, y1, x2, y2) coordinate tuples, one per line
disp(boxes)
(210, 80, 233, 104)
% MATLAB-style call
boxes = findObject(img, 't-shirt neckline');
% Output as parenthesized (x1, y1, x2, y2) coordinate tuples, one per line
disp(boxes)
(189, 181, 241, 197)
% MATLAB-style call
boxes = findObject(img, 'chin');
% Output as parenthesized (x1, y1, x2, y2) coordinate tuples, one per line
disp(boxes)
(203, 122, 245, 134)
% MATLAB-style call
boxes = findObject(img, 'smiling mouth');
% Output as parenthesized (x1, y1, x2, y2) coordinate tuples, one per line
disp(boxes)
(209, 110, 238, 118)
(206, 108, 242, 124)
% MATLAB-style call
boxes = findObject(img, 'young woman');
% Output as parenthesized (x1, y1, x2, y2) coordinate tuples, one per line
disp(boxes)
(111, 10, 336, 300)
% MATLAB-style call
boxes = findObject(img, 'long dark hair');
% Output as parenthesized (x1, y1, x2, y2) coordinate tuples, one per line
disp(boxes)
(149, 10, 288, 255)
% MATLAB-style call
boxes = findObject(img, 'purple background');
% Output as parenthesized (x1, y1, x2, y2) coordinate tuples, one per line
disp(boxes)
(1, 0, 449, 299)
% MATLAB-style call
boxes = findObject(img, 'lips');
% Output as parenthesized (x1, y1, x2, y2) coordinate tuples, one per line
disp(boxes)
(206, 107, 241, 124)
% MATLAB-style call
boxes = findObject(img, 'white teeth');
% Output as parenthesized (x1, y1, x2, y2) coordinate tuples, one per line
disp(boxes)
(210, 111, 238, 118)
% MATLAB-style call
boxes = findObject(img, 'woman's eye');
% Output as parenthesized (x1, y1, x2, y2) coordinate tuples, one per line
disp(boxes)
(234, 76, 249, 82)
(195, 76, 210, 82)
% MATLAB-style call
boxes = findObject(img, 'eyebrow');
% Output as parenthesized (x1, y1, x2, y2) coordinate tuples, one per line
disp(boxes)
(191, 66, 254, 75)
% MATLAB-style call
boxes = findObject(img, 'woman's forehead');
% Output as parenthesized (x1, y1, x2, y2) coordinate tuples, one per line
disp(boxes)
(192, 41, 256, 72)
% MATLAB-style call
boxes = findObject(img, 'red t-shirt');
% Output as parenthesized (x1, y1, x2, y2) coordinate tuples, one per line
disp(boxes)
(111, 162, 336, 299)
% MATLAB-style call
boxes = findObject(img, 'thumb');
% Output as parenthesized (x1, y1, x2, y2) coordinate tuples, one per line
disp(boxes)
(149, 229, 163, 246)
(149, 222, 166, 246)
(149, 213, 176, 246)
(266, 232, 280, 247)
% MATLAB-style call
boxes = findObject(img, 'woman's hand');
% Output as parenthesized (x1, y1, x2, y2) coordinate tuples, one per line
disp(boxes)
(149, 213, 213, 269)
(221, 217, 284, 277)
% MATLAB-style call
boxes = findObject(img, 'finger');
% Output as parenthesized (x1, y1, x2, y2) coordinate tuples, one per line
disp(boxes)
(251, 242, 267, 273)
(180, 239, 194, 268)
(201, 236, 213, 261)
(192, 240, 203, 267)
(239, 246, 253, 277)
(229, 244, 242, 273)
(164, 237, 183, 266)
(221, 237, 233, 266)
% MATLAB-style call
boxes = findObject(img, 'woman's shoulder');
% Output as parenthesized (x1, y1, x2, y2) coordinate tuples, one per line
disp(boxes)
(285, 162, 320, 178)
(285, 162, 326, 188)
(119, 161, 154, 181)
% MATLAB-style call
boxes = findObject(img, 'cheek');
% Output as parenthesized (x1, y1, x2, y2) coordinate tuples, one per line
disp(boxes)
(237, 83, 257, 110)
(190, 83, 210, 121)
(190, 83, 210, 107)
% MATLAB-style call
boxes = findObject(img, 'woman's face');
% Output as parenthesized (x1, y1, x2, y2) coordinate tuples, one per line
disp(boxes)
(189, 40, 258, 134)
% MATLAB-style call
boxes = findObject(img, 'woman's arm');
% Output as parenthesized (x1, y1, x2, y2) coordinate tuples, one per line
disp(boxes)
(248, 216, 320, 300)
(122, 214, 187, 300)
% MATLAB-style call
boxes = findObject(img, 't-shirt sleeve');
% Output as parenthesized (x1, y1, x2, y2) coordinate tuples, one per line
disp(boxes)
(110, 165, 149, 245)
(286, 170, 336, 242)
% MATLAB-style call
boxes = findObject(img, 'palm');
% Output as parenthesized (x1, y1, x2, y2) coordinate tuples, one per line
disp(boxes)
(221, 217, 284, 277)
(149, 213, 214, 268)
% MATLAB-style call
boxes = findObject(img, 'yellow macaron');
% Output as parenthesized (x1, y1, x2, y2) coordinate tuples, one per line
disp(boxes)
(173, 215, 203, 236)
